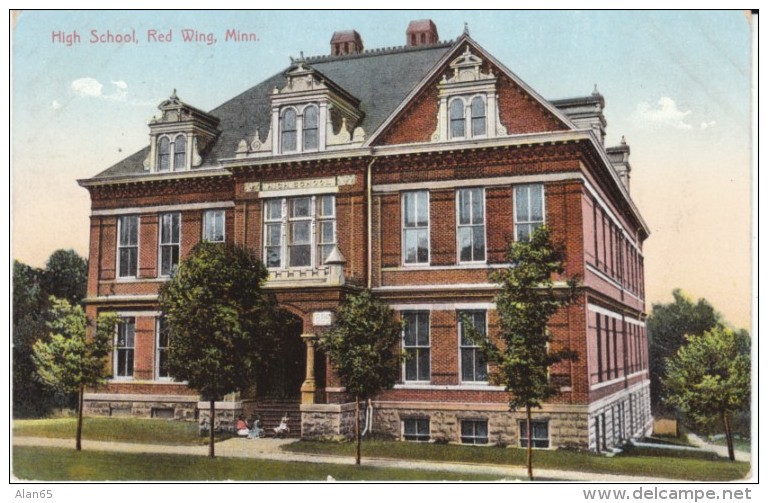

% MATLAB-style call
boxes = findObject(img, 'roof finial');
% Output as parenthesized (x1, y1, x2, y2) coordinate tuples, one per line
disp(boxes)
(621, 135, 626, 145)
(463, 22, 470, 36)
(592, 84, 599, 96)
(171, 88, 177, 99)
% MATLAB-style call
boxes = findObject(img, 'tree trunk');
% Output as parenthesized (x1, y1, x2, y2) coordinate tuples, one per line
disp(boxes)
(355, 394, 361, 465)
(209, 399, 215, 458)
(526, 405, 533, 481)
(76, 383, 84, 451)
(722, 410, 735, 462)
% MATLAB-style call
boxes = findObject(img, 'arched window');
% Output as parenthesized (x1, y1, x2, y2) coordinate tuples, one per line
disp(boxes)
(281, 108, 297, 152)
(157, 137, 171, 171)
(471, 97, 486, 137)
(302, 105, 318, 151)
(173, 134, 186, 171)
(450, 99, 466, 139)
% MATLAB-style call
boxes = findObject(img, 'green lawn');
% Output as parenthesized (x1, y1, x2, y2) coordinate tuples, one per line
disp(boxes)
(12, 446, 498, 481)
(282, 440, 750, 481)
(13, 417, 217, 445)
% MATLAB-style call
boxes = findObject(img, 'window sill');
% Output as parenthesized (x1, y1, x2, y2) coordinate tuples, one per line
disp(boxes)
(394, 383, 505, 391)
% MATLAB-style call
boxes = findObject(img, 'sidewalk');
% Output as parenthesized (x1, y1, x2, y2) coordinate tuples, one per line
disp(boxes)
(685, 433, 751, 463)
(13, 435, 677, 482)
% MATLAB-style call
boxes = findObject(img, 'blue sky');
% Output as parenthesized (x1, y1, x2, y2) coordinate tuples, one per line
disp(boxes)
(11, 10, 754, 329)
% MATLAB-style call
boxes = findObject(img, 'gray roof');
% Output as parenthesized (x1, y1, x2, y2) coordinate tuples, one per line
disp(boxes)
(91, 43, 453, 180)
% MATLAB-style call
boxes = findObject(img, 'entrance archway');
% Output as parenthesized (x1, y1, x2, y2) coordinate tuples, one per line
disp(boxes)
(256, 309, 304, 399)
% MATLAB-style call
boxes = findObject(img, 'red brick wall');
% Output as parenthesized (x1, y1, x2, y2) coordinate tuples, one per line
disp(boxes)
(497, 74, 569, 134)
(375, 85, 439, 145)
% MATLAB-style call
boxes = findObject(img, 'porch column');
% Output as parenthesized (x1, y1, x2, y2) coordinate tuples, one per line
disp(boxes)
(300, 333, 317, 404)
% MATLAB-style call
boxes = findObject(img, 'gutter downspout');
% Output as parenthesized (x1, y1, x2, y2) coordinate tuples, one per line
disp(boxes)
(367, 154, 376, 289)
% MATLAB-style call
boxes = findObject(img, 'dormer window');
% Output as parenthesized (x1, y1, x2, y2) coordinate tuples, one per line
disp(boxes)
(281, 108, 298, 152)
(450, 99, 465, 138)
(303, 105, 319, 151)
(173, 134, 186, 170)
(157, 137, 171, 171)
(279, 104, 321, 154)
(448, 96, 487, 140)
(156, 134, 187, 171)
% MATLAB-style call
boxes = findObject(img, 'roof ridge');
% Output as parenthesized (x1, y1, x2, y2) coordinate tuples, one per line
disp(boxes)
(302, 40, 454, 64)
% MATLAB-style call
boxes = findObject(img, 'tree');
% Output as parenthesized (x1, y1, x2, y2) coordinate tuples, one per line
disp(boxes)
(32, 298, 117, 450)
(647, 289, 720, 410)
(42, 249, 88, 306)
(320, 289, 403, 465)
(158, 242, 281, 458)
(465, 226, 578, 480)
(663, 326, 750, 461)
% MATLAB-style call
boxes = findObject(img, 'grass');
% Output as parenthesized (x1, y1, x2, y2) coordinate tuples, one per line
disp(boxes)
(282, 440, 751, 481)
(13, 417, 221, 445)
(12, 446, 498, 481)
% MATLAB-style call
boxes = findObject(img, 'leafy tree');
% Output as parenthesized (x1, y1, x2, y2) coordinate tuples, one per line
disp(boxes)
(647, 289, 720, 410)
(663, 326, 750, 461)
(465, 226, 578, 480)
(320, 289, 403, 465)
(32, 298, 117, 450)
(42, 249, 88, 306)
(158, 242, 281, 458)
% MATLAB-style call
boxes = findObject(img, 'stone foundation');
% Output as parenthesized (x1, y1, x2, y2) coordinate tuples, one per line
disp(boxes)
(301, 403, 358, 440)
(83, 394, 198, 421)
(588, 381, 653, 452)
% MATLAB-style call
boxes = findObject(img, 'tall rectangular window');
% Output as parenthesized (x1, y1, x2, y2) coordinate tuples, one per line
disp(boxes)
(117, 215, 138, 278)
(264, 199, 284, 268)
(403, 311, 430, 382)
(289, 197, 312, 267)
(457, 188, 486, 262)
(596, 314, 603, 382)
(317, 195, 336, 265)
(515, 184, 544, 242)
(115, 317, 135, 378)
(459, 310, 488, 382)
(203, 209, 225, 243)
(159, 213, 180, 276)
(403, 191, 429, 264)
(156, 317, 171, 380)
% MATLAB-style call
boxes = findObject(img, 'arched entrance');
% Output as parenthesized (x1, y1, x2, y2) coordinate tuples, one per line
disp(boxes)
(256, 309, 305, 399)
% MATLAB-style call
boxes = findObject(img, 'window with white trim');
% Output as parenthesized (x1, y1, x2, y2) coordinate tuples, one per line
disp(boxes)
(457, 188, 486, 262)
(115, 317, 135, 378)
(303, 105, 319, 151)
(156, 317, 171, 380)
(459, 310, 488, 382)
(461, 419, 488, 445)
(402, 191, 429, 264)
(159, 212, 180, 276)
(117, 215, 138, 278)
(519, 420, 550, 448)
(203, 209, 225, 243)
(279, 104, 320, 153)
(449, 96, 487, 140)
(515, 184, 545, 242)
(156, 134, 187, 172)
(263, 195, 336, 270)
(403, 418, 430, 442)
(402, 311, 430, 382)
(280, 108, 297, 153)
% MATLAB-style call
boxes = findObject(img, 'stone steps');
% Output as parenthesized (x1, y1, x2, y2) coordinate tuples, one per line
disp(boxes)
(244, 400, 301, 438)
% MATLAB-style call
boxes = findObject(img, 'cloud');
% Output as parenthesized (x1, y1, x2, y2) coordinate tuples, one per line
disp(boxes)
(633, 97, 693, 130)
(71, 77, 104, 97)
(51, 100, 62, 110)
(700, 120, 717, 130)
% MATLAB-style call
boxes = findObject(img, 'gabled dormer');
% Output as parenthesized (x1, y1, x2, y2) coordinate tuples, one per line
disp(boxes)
(431, 45, 506, 142)
(268, 63, 365, 155)
(144, 90, 220, 172)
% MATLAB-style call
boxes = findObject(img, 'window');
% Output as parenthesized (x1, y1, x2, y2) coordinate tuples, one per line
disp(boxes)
(159, 212, 180, 276)
(281, 108, 297, 152)
(519, 420, 550, 448)
(156, 134, 186, 172)
(263, 195, 336, 270)
(403, 311, 430, 382)
(403, 418, 430, 442)
(156, 317, 171, 380)
(515, 184, 544, 241)
(115, 317, 135, 378)
(203, 209, 225, 243)
(303, 105, 319, 151)
(157, 137, 171, 172)
(118, 215, 138, 278)
(459, 311, 488, 382)
(450, 99, 465, 139)
(289, 197, 312, 267)
(402, 191, 429, 264)
(457, 188, 486, 262)
(317, 195, 336, 264)
(471, 96, 486, 137)
(461, 420, 488, 444)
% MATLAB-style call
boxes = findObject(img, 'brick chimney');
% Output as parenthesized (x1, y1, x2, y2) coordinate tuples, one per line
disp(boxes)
(330, 30, 364, 56)
(406, 19, 438, 47)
